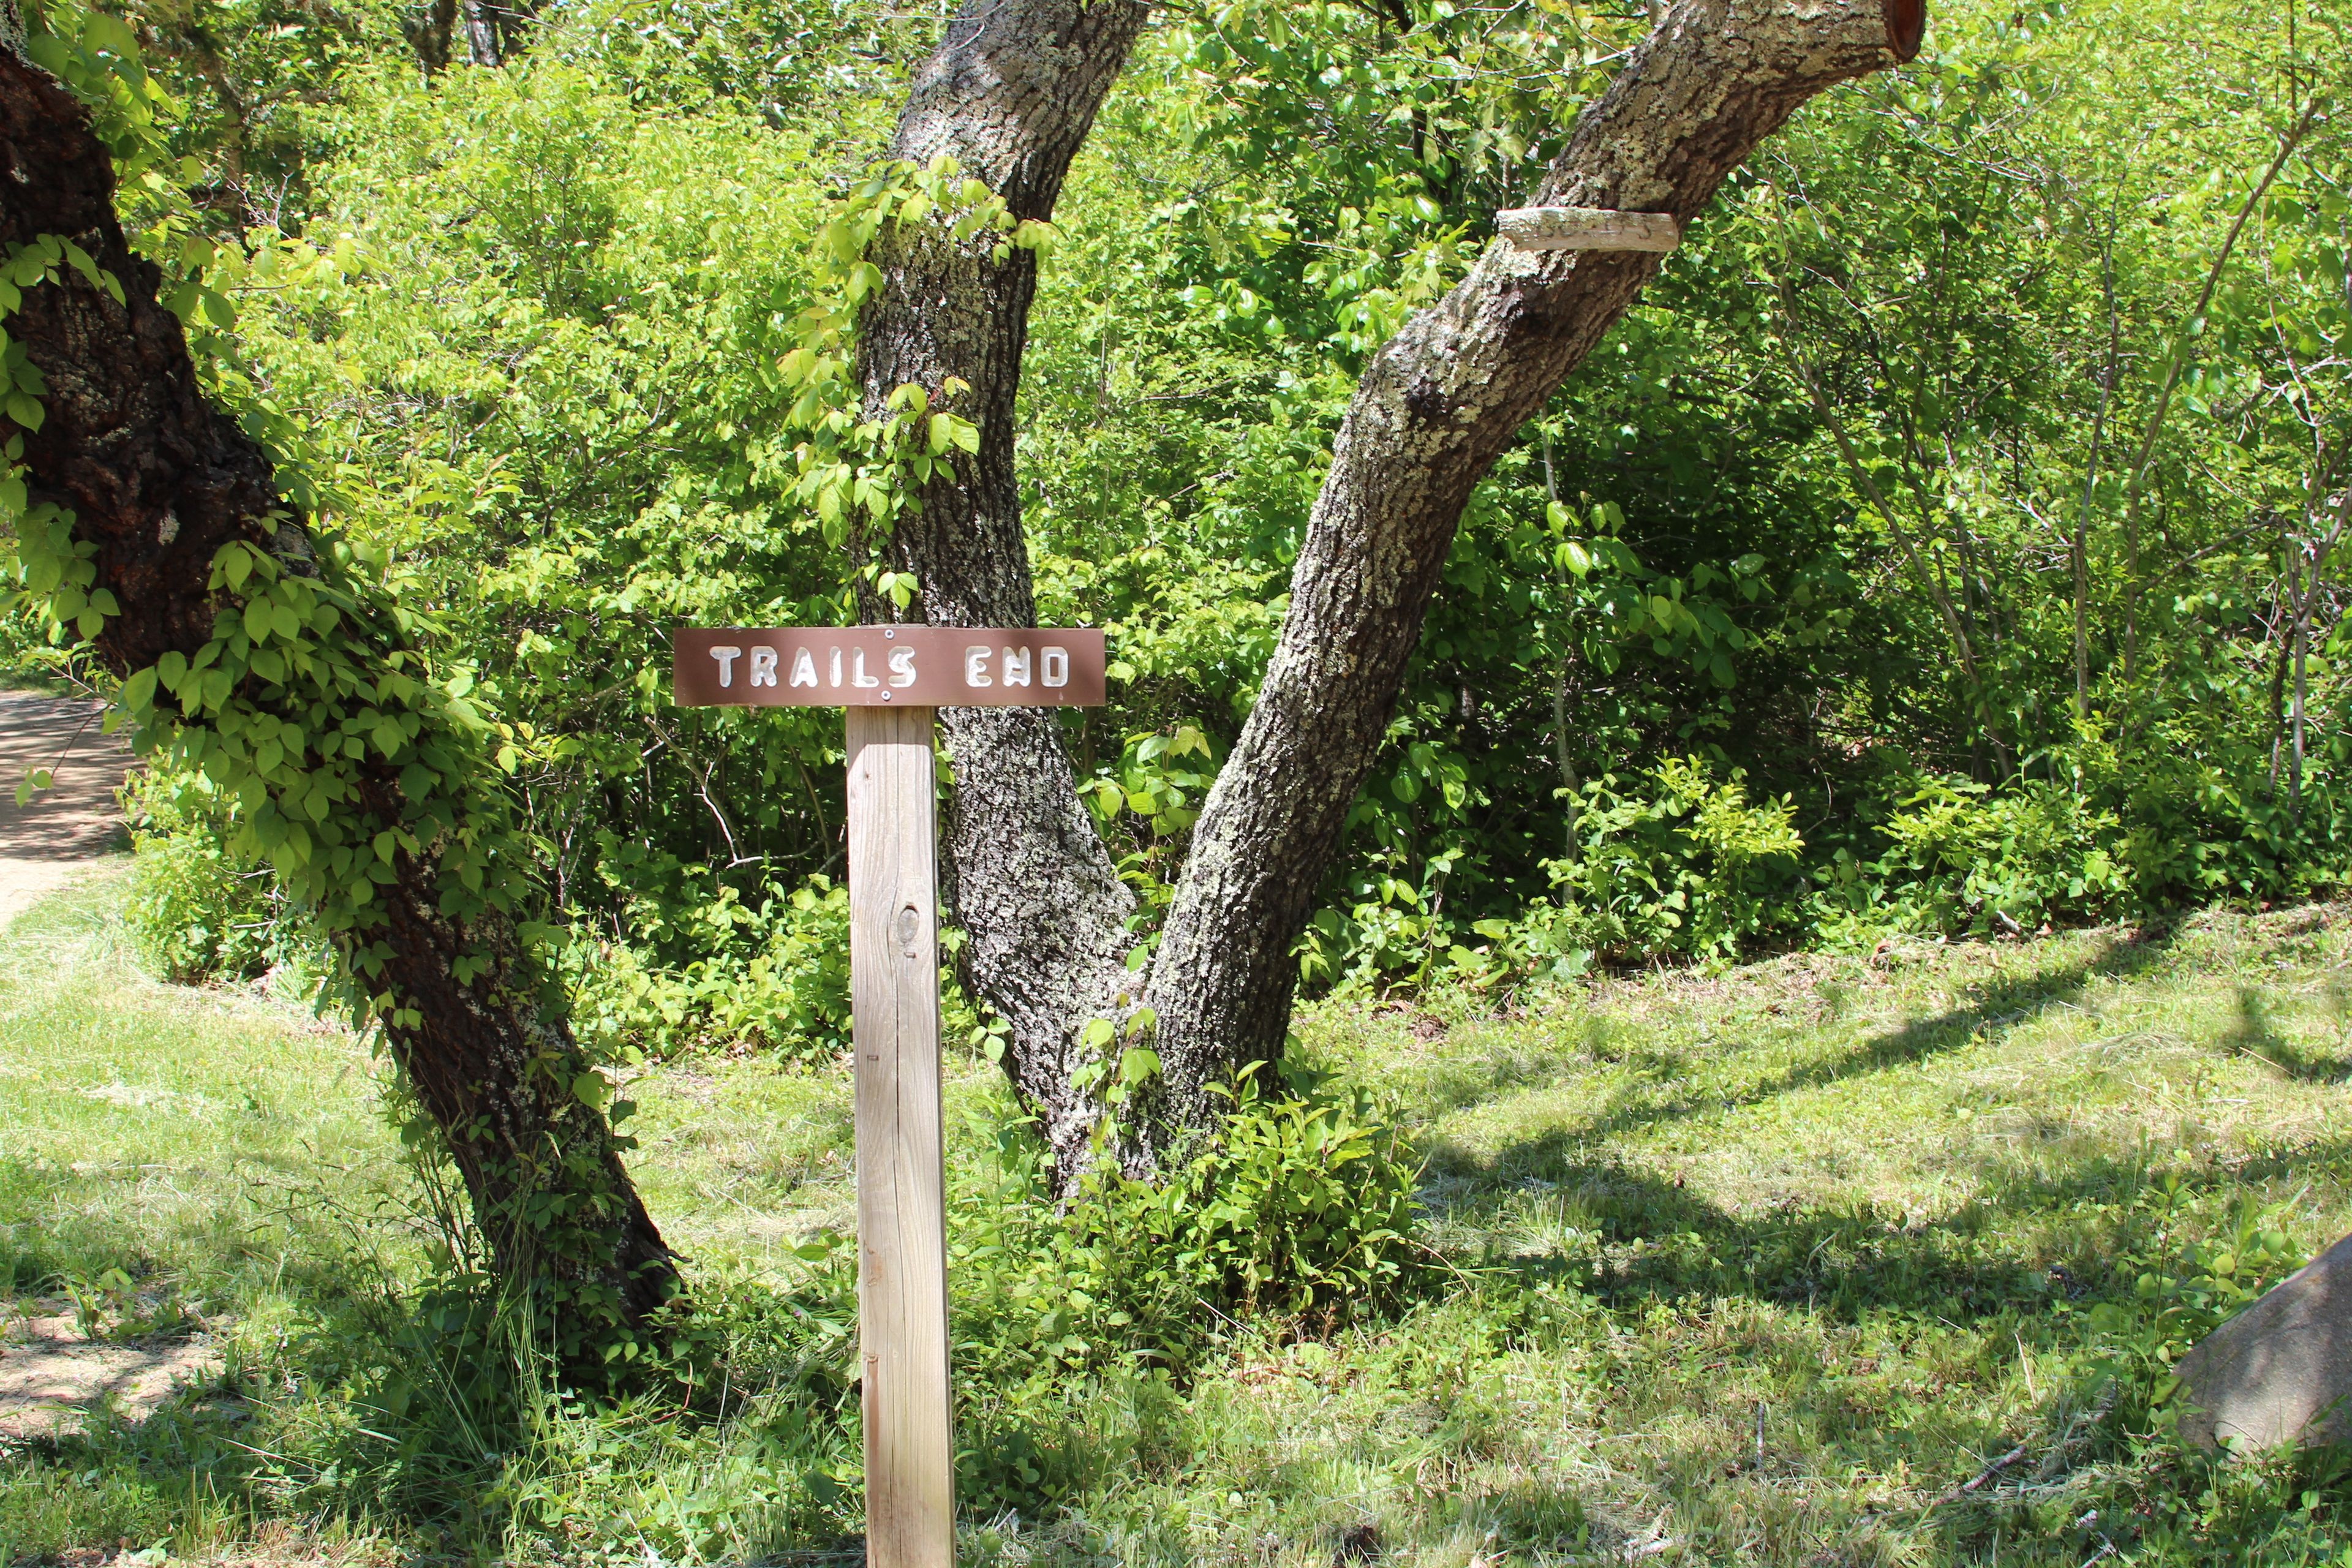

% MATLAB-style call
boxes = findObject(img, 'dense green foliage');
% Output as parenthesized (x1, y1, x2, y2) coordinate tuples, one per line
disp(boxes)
(3, 0, 2339, 1069)
(27, 0, 2348, 1056)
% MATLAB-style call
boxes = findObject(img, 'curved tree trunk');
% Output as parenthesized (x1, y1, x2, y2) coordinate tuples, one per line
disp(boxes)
(856, 0, 1153, 1180)
(0, 24, 674, 1369)
(863, 0, 1921, 1186)
(1143, 0, 1925, 1124)
(862, 0, 1922, 1184)
(870, 0, 1928, 1185)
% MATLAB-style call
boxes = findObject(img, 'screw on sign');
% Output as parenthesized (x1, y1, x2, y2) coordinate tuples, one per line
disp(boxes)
(672, 625, 1107, 1568)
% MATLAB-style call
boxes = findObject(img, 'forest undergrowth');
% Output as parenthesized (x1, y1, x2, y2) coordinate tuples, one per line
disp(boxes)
(9, 870, 2352, 1567)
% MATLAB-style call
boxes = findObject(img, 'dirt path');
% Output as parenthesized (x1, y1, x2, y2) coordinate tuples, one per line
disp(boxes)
(0, 692, 217, 1438)
(1, 1302, 222, 1441)
(0, 685, 137, 925)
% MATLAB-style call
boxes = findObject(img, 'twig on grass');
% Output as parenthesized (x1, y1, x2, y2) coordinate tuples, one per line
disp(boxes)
(1931, 1440, 2029, 1507)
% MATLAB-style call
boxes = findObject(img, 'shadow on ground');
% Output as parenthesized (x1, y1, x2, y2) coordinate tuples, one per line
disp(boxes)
(1424, 929, 2179, 1173)
(1406, 927, 2337, 1329)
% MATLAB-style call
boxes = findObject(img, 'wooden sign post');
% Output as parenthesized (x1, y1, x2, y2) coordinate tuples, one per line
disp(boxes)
(672, 625, 1107, 1568)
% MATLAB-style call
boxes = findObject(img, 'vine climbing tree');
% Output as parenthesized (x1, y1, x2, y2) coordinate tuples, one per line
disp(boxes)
(0, 1, 675, 1373)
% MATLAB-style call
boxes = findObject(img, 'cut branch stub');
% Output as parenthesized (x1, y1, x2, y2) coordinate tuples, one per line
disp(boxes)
(1497, 206, 1681, 253)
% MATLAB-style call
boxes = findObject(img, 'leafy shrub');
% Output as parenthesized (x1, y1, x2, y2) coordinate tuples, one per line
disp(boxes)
(1834, 774, 2132, 936)
(1104, 1063, 1423, 1317)
(2083, 1174, 2308, 1419)
(941, 1065, 1423, 1510)
(122, 769, 306, 984)
(564, 876, 851, 1061)
(1545, 755, 1806, 959)
(1298, 755, 1807, 987)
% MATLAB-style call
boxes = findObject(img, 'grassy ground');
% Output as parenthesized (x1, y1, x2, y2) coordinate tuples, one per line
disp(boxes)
(7, 869, 2352, 1565)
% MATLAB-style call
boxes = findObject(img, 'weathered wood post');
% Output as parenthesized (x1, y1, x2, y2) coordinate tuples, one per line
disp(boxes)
(845, 699, 952, 1568)
(673, 626, 1106, 1568)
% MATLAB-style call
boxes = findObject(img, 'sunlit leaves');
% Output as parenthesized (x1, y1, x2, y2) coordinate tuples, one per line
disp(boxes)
(777, 157, 1038, 548)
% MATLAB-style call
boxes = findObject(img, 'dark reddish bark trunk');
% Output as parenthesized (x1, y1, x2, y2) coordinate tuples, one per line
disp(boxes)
(0, 30, 674, 1363)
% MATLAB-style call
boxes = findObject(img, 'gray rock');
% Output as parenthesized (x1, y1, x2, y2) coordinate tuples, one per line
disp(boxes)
(2177, 1232, 2352, 1452)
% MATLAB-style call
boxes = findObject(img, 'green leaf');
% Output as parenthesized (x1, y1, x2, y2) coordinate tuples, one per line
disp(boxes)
(572, 1071, 612, 1111)
(82, 12, 138, 55)
(4, 392, 42, 432)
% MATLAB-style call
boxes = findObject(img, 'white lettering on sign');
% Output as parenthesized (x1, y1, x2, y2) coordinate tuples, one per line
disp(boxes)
(708, 640, 1063, 695)
(676, 627, 1107, 707)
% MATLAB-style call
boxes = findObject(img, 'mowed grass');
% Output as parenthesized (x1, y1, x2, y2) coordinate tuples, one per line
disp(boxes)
(7, 870, 2352, 1565)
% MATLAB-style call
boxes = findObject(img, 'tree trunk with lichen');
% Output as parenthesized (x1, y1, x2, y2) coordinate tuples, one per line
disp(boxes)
(0, 13, 675, 1371)
(1142, 0, 1926, 1128)
(855, 0, 1153, 1181)
(859, 0, 1923, 1189)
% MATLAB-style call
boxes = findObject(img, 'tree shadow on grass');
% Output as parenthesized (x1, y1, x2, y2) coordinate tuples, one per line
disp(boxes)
(1459, 1128, 2352, 1329)
(1415, 907, 2352, 1336)
(1427, 927, 2179, 1180)
(2217, 984, 2352, 1084)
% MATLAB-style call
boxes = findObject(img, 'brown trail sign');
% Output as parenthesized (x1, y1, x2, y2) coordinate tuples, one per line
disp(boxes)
(672, 625, 1107, 1568)
(674, 627, 1106, 708)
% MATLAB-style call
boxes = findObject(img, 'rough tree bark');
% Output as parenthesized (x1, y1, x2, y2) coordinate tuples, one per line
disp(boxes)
(400, 0, 527, 69)
(403, 0, 459, 74)
(856, 0, 1152, 1176)
(1145, 0, 1923, 1124)
(458, 0, 531, 68)
(861, 0, 1922, 1183)
(1, 19, 674, 1360)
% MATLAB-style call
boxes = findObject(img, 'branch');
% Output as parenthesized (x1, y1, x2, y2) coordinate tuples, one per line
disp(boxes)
(1142, 0, 1924, 1103)
(2116, 99, 2322, 578)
